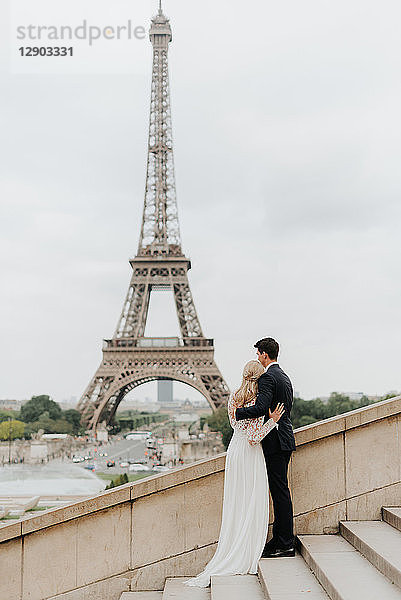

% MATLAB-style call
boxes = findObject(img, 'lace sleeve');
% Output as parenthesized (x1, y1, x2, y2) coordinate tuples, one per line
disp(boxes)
(247, 416, 277, 445)
(227, 394, 236, 428)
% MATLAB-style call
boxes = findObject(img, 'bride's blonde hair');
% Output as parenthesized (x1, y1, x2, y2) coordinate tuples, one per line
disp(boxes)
(233, 360, 265, 407)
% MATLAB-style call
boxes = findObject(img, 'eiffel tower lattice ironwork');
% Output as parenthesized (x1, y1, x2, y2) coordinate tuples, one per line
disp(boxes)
(78, 5, 230, 430)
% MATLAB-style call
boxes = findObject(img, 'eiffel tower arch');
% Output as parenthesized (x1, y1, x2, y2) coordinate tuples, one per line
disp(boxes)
(77, 5, 229, 431)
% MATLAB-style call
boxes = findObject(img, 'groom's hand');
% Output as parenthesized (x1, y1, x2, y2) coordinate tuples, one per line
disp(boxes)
(269, 403, 285, 423)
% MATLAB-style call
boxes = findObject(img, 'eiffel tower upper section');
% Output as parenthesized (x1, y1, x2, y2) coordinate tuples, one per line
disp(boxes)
(137, 4, 181, 259)
(113, 3, 204, 343)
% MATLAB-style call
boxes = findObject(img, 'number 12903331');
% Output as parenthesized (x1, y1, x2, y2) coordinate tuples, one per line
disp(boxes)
(19, 47, 73, 57)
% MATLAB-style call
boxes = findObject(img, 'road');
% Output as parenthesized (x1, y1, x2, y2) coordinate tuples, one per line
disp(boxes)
(77, 437, 148, 477)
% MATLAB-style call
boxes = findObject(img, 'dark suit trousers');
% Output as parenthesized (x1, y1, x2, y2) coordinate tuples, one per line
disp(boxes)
(264, 450, 294, 549)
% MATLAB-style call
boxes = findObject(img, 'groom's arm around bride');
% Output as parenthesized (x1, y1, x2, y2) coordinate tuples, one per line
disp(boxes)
(235, 339, 295, 455)
(235, 337, 296, 556)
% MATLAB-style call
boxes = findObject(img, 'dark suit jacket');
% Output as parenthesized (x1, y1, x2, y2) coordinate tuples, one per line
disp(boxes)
(235, 364, 296, 454)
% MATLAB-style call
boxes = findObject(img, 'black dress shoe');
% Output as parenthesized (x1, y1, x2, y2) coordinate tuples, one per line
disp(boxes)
(262, 547, 295, 558)
(262, 539, 277, 554)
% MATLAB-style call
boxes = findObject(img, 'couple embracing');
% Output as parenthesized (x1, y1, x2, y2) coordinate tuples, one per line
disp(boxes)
(186, 337, 296, 588)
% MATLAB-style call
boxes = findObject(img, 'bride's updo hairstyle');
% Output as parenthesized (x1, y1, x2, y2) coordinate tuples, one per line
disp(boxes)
(233, 360, 265, 407)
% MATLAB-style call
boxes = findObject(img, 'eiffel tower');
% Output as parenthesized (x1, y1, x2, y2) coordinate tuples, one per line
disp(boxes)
(78, 3, 230, 430)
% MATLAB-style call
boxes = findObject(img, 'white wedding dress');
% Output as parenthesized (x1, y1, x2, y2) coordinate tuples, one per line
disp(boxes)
(185, 394, 277, 588)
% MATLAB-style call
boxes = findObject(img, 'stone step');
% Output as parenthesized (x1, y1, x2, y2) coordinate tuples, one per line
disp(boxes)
(211, 574, 265, 600)
(383, 507, 401, 533)
(298, 534, 401, 600)
(340, 520, 401, 588)
(163, 578, 211, 599)
(258, 553, 330, 599)
(120, 593, 163, 599)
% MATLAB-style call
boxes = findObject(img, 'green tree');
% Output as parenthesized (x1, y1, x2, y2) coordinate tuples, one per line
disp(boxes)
(207, 405, 233, 450)
(297, 415, 317, 427)
(26, 413, 73, 435)
(380, 392, 399, 401)
(63, 409, 82, 434)
(20, 395, 62, 423)
(307, 398, 327, 421)
(115, 411, 168, 433)
(325, 393, 354, 418)
(0, 410, 19, 423)
(50, 419, 74, 434)
(105, 473, 129, 490)
(292, 397, 318, 428)
(291, 392, 388, 429)
(0, 419, 25, 440)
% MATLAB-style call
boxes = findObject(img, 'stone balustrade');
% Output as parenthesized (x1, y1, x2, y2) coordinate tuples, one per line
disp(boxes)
(1, 395, 400, 600)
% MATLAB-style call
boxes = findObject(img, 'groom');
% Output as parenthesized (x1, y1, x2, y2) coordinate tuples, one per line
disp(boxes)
(235, 337, 296, 557)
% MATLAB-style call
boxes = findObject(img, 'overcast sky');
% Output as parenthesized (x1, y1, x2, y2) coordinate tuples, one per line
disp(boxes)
(1, 0, 400, 405)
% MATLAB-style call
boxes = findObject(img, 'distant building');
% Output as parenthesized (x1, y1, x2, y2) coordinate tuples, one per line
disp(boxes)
(174, 412, 199, 423)
(319, 392, 370, 404)
(191, 397, 209, 407)
(158, 380, 173, 404)
(347, 392, 365, 401)
(0, 399, 26, 411)
(59, 396, 78, 409)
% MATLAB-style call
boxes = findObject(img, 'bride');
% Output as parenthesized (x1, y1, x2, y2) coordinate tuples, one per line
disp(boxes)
(185, 359, 285, 588)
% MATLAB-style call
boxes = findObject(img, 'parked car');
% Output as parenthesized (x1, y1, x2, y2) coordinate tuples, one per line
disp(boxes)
(72, 455, 84, 463)
(152, 465, 169, 472)
(119, 461, 129, 468)
(84, 464, 95, 471)
(106, 460, 115, 468)
(129, 463, 151, 472)
(125, 432, 149, 441)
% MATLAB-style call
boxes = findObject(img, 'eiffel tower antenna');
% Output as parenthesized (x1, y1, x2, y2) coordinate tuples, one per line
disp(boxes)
(78, 8, 229, 432)
(138, 4, 178, 257)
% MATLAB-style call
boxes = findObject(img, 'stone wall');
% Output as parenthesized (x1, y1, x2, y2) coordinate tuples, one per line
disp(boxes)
(290, 396, 401, 534)
(1, 396, 400, 600)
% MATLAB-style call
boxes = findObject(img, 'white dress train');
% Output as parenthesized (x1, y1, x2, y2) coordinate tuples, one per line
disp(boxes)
(185, 394, 277, 588)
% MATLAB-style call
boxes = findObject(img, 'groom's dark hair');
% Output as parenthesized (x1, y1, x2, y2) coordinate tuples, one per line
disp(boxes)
(254, 337, 279, 360)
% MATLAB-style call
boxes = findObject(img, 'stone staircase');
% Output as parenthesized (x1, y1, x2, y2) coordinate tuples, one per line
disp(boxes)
(120, 507, 401, 599)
